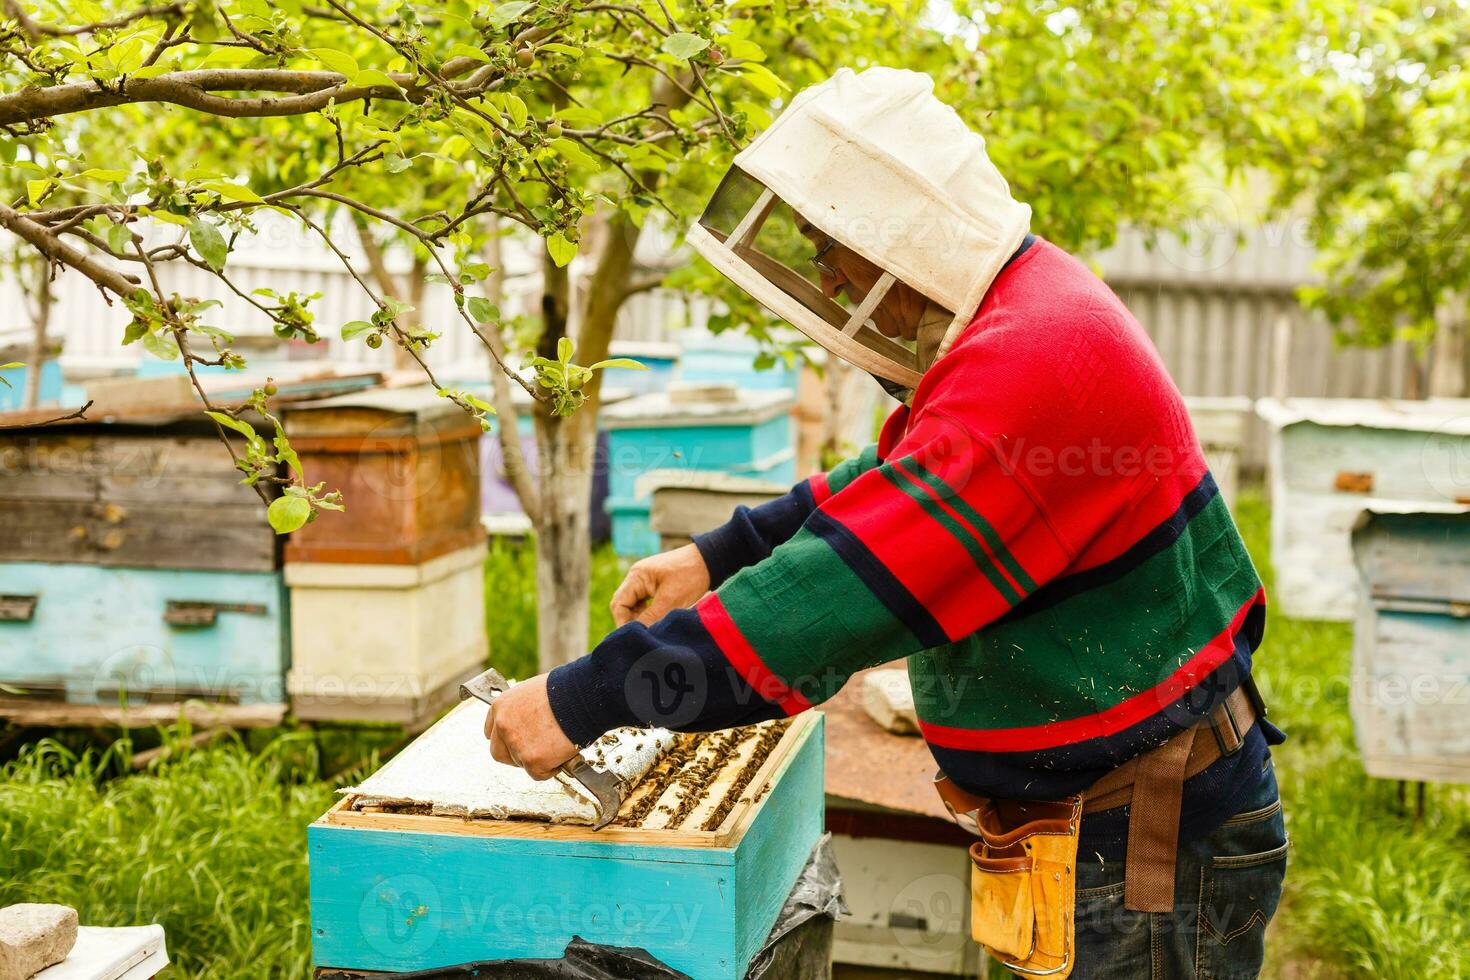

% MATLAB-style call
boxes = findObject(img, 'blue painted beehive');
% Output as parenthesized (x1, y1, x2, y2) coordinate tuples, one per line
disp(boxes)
(308, 712, 824, 979)
(601, 386, 797, 556)
(0, 562, 288, 704)
(676, 334, 799, 392)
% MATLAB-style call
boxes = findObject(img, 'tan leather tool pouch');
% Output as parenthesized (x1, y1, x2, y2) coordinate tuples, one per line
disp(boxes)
(966, 796, 1081, 978)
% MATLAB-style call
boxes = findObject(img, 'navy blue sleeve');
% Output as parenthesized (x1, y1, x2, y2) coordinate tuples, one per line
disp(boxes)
(546, 608, 786, 746)
(692, 478, 818, 588)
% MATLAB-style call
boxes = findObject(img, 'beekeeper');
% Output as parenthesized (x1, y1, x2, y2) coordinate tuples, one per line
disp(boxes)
(487, 67, 1287, 979)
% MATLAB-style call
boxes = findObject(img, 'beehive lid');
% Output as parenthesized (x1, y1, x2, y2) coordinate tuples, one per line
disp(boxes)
(1255, 397, 1470, 435)
(600, 386, 795, 429)
(1352, 508, 1470, 604)
(283, 384, 478, 439)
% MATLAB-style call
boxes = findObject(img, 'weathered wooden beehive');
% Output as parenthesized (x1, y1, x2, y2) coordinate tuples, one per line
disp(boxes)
(280, 386, 487, 726)
(644, 469, 789, 552)
(281, 386, 484, 566)
(308, 709, 824, 979)
(0, 416, 287, 709)
(1350, 509, 1470, 784)
(1256, 397, 1470, 620)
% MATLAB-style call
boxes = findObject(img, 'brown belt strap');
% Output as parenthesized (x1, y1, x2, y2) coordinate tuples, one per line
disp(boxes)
(1123, 724, 1196, 912)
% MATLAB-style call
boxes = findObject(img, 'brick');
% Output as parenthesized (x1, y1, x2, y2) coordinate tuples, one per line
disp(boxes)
(0, 904, 78, 980)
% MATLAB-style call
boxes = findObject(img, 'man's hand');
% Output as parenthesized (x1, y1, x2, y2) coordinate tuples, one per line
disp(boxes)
(483, 673, 579, 780)
(609, 542, 711, 627)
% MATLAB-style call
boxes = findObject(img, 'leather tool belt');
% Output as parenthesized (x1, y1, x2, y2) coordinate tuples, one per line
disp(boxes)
(935, 675, 1267, 978)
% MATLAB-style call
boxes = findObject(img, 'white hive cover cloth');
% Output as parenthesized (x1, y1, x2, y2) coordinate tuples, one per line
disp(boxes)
(341, 699, 677, 824)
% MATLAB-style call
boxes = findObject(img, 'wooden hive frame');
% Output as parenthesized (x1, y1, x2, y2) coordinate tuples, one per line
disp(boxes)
(309, 712, 825, 979)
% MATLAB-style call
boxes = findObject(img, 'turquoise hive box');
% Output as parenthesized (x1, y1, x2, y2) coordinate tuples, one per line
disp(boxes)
(308, 712, 824, 979)
(601, 386, 797, 556)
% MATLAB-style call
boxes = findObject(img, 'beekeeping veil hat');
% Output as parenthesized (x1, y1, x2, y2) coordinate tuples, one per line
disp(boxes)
(687, 67, 1031, 393)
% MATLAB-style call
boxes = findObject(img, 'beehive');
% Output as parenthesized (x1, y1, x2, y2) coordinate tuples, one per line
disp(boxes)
(601, 386, 797, 556)
(1351, 509, 1470, 784)
(281, 386, 484, 566)
(1256, 397, 1470, 620)
(308, 710, 824, 979)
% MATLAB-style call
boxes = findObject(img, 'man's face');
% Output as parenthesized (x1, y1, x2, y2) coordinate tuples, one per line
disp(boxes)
(798, 221, 928, 339)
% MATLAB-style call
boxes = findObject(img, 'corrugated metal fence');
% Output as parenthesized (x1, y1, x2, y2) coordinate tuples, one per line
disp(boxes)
(1093, 223, 1414, 470)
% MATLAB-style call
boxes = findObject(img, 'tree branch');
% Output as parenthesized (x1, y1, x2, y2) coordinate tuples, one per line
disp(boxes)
(0, 62, 499, 127)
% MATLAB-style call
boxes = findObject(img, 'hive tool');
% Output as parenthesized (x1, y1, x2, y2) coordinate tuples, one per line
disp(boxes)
(459, 667, 629, 830)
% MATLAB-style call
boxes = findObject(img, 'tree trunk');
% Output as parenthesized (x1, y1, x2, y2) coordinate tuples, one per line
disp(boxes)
(533, 413, 594, 671)
(22, 258, 50, 410)
(1429, 293, 1468, 398)
(532, 244, 593, 671)
(529, 72, 692, 672)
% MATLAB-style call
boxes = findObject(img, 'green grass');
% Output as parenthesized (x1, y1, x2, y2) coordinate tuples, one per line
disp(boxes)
(0, 731, 334, 978)
(2, 512, 1467, 978)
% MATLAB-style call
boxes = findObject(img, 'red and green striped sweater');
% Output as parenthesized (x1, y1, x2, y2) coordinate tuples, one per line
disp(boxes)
(547, 237, 1282, 855)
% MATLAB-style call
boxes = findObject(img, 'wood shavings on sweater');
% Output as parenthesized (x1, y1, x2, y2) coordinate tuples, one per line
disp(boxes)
(340, 700, 677, 824)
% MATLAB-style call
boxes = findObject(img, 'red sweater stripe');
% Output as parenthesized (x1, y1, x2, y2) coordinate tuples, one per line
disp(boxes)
(696, 592, 812, 715)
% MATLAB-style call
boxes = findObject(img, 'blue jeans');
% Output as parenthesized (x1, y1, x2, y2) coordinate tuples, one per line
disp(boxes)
(1069, 758, 1288, 979)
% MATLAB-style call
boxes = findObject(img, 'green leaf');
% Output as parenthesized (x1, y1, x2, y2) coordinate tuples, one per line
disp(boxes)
(738, 62, 788, 97)
(549, 137, 598, 171)
(73, 168, 128, 182)
(141, 330, 179, 361)
(384, 152, 413, 173)
(354, 69, 402, 91)
(109, 36, 146, 74)
(462, 393, 495, 414)
(553, 106, 601, 127)
(466, 296, 500, 322)
(0, 362, 20, 387)
(488, 0, 534, 28)
(188, 216, 228, 272)
(273, 433, 302, 477)
(557, 336, 573, 363)
(340, 320, 376, 340)
(200, 180, 264, 203)
(267, 494, 312, 535)
(546, 232, 577, 267)
(504, 93, 528, 129)
(206, 411, 259, 441)
(662, 32, 711, 61)
(590, 357, 648, 371)
(448, 43, 490, 63)
(310, 47, 359, 78)
(26, 179, 52, 207)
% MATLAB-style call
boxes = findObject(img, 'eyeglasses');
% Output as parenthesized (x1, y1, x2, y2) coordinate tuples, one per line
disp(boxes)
(810, 237, 841, 279)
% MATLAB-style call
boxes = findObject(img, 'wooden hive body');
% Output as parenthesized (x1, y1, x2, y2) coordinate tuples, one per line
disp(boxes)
(308, 712, 824, 979)
(601, 388, 797, 556)
(0, 423, 277, 573)
(284, 543, 486, 726)
(281, 386, 484, 566)
(1351, 510, 1470, 784)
